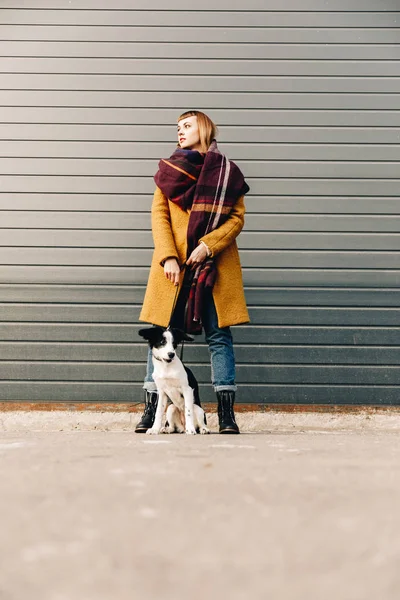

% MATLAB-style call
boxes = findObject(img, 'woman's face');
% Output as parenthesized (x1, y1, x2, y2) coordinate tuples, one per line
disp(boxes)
(177, 115, 202, 151)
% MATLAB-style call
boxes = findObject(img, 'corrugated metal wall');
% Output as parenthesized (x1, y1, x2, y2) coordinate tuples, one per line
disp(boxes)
(0, 0, 399, 404)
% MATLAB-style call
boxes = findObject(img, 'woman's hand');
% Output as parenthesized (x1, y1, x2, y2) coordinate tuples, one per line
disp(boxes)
(163, 258, 180, 286)
(186, 243, 208, 270)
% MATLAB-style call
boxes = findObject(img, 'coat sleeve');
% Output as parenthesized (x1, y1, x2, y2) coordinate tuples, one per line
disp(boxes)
(198, 195, 246, 258)
(151, 187, 179, 266)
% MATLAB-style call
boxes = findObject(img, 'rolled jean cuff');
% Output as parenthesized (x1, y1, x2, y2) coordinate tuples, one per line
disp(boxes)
(143, 381, 157, 392)
(214, 384, 237, 392)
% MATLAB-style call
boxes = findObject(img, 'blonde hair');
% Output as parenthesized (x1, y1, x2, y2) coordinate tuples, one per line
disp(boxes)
(177, 110, 218, 153)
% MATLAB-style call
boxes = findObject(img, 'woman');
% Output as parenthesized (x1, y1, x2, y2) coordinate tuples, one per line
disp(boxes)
(136, 110, 250, 434)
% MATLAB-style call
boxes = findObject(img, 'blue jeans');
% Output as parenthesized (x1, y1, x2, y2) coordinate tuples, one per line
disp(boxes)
(143, 293, 236, 393)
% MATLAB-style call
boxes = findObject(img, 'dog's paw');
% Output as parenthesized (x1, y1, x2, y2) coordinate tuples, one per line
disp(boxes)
(185, 427, 197, 435)
(199, 426, 210, 435)
(146, 427, 161, 435)
(160, 426, 174, 434)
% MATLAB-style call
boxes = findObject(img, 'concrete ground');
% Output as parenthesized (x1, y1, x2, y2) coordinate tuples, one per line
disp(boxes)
(1, 412, 400, 600)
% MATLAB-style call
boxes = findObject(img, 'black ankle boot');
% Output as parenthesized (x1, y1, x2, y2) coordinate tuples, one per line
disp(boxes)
(135, 390, 158, 433)
(217, 391, 240, 434)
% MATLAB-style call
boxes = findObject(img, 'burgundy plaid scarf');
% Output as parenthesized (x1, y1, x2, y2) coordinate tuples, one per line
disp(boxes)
(154, 140, 249, 333)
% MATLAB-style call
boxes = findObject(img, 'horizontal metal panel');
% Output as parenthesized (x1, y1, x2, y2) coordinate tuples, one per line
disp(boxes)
(0, 322, 397, 344)
(11, 74, 400, 94)
(0, 285, 399, 308)
(250, 366, 400, 385)
(0, 284, 148, 304)
(0, 381, 397, 404)
(245, 198, 400, 215)
(0, 266, 399, 287)
(0, 304, 142, 322)
(3, 57, 400, 77)
(241, 233, 400, 251)
(4, 139, 400, 158)
(249, 346, 400, 365)
(2, 25, 400, 44)
(0, 362, 150, 381)
(0, 229, 153, 247)
(3, 90, 400, 112)
(0, 193, 152, 212)
(1, 194, 400, 215)
(2, 41, 400, 60)
(0, 323, 143, 342)
(3, 107, 400, 127)
(244, 215, 400, 233)
(2, 158, 400, 179)
(2, 248, 400, 270)
(1, 342, 399, 366)
(248, 386, 400, 405)
(2, 212, 400, 233)
(243, 270, 400, 287)
(0, 158, 165, 177)
(244, 288, 400, 307)
(248, 308, 400, 326)
(1, 9, 399, 28)
(0, 382, 398, 404)
(0, 211, 153, 228)
(2, 230, 400, 251)
(0, 248, 154, 266)
(0, 266, 150, 284)
(0, 342, 161, 362)
(2, 25, 399, 44)
(244, 251, 400, 269)
(2, 1, 399, 11)
(0, 362, 398, 385)
(245, 180, 400, 197)
(0, 381, 139, 402)
(0, 303, 399, 326)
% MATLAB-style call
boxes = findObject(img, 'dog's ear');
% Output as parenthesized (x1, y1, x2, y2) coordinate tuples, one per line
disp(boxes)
(171, 328, 194, 344)
(138, 327, 153, 341)
(138, 326, 163, 342)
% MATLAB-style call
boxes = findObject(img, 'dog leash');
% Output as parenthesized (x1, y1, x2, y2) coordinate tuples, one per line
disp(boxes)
(167, 262, 187, 362)
(179, 329, 185, 362)
(167, 262, 186, 324)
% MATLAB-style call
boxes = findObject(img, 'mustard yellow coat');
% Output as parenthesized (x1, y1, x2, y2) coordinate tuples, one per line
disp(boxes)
(139, 187, 250, 329)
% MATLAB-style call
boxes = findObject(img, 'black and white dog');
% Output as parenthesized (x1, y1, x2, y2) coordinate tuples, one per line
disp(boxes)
(138, 326, 209, 435)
